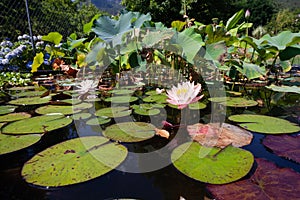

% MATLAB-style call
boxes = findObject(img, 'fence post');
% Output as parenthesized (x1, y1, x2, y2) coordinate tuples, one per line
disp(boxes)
(24, 0, 36, 55)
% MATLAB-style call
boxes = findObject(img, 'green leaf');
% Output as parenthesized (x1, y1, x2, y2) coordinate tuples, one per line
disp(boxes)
(95, 107, 131, 118)
(42, 32, 63, 45)
(0, 105, 16, 115)
(2, 114, 73, 135)
(71, 113, 91, 120)
(266, 85, 300, 94)
(204, 42, 226, 61)
(171, 20, 186, 31)
(104, 96, 138, 104)
(21, 136, 128, 187)
(209, 97, 257, 107)
(0, 133, 42, 155)
(36, 103, 92, 115)
(228, 114, 300, 134)
(279, 45, 300, 61)
(0, 112, 31, 122)
(8, 96, 51, 106)
(143, 94, 167, 104)
(260, 31, 300, 50)
(31, 52, 44, 73)
(103, 122, 156, 142)
(236, 62, 266, 80)
(11, 90, 47, 98)
(171, 142, 254, 184)
(86, 116, 111, 125)
(188, 102, 207, 110)
(83, 14, 101, 34)
(226, 9, 244, 31)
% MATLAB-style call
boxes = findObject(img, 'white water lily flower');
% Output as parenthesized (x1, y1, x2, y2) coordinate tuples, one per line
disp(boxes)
(76, 79, 98, 94)
(166, 81, 203, 109)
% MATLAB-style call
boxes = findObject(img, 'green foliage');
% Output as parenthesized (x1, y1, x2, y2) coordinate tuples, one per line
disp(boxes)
(0, 72, 32, 89)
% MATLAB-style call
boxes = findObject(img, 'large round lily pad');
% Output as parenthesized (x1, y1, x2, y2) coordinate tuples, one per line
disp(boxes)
(0, 105, 16, 115)
(36, 103, 92, 115)
(2, 114, 73, 135)
(263, 135, 300, 163)
(209, 97, 257, 107)
(228, 114, 300, 134)
(103, 122, 156, 142)
(0, 133, 42, 155)
(95, 107, 131, 118)
(71, 113, 92, 120)
(132, 104, 162, 116)
(86, 117, 111, 126)
(7, 86, 36, 91)
(207, 158, 300, 199)
(171, 142, 254, 184)
(21, 136, 128, 187)
(143, 94, 167, 104)
(109, 89, 134, 95)
(9, 96, 51, 105)
(0, 112, 31, 122)
(11, 90, 47, 98)
(188, 102, 207, 110)
(104, 96, 138, 104)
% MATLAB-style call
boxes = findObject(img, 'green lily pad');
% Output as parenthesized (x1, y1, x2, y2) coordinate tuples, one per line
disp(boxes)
(209, 97, 257, 107)
(0, 133, 42, 155)
(188, 102, 207, 110)
(228, 114, 300, 134)
(95, 107, 131, 118)
(0, 112, 31, 122)
(59, 99, 82, 105)
(0, 105, 16, 115)
(86, 116, 111, 125)
(266, 85, 300, 94)
(143, 94, 167, 103)
(168, 103, 180, 109)
(171, 142, 254, 184)
(103, 122, 156, 142)
(6, 86, 36, 91)
(145, 90, 161, 96)
(9, 96, 51, 105)
(11, 90, 47, 98)
(71, 113, 92, 120)
(132, 104, 162, 116)
(2, 114, 73, 135)
(21, 136, 128, 187)
(108, 89, 135, 95)
(36, 103, 92, 115)
(226, 91, 242, 96)
(105, 96, 138, 104)
(84, 98, 102, 102)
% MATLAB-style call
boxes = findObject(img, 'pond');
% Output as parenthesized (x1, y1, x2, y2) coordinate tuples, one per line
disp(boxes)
(0, 77, 299, 200)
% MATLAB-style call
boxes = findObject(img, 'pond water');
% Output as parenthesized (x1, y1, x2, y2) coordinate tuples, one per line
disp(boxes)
(0, 84, 299, 200)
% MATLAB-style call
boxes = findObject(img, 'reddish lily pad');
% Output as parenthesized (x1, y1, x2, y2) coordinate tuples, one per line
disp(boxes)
(21, 136, 128, 187)
(0, 112, 31, 122)
(2, 114, 73, 135)
(207, 158, 300, 199)
(263, 135, 300, 163)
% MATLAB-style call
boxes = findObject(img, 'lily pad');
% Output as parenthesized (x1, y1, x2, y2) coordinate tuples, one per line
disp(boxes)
(0, 112, 31, 122)
(263, 135, 300, 163)
(0, 105, 16, 115)
(95, 107, 131, 118)
(11, 90, 47, 98)
(21, 136, 128, 187)
(171, 142, 254, 184)
(59, 99, 82, 105)
(108, 89, 135, 95)
(2, 114, 73, 135)
(36, 103, 92, 115)
(0, 133, 42, 155)
(145, 90, 161, 96)
(9, 96, 51, 105)
(188, 102, 207, 110)
(71, 113, 92, 120)
(209, 97, 257, 107)
(6, 86, 36, 91)
(105, 96, 138, 104)
(228, 114, 300, 134)
(132, 104, 162, 116)
(266, 84, 300, 94)
(207, 158, 300, 199)
(143, 94, 167, 104)
(103, 122, 156, 142)
(86, 117, 111, 125)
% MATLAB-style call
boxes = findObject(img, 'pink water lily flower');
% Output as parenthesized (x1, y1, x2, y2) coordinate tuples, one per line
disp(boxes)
(166, 81, 204, 109)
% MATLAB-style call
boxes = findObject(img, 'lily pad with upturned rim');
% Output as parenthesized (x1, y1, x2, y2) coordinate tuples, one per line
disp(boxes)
(86, 117, 111, 126)
(0, 112, 31, 122)
(21, 136, 128, 187)
(103, 122, 156, 142)
(171, 142, 254, 184)
(0, 105, 17, 115)
(105, 96, 138, 104)
(2, 114, 73, 135)
(228, 114, 300, 134)
(95, 107, 131, 118)
(8, 96, 51, 105)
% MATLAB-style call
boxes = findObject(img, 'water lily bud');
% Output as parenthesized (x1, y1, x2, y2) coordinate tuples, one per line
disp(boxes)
(245, 9, 250, 18)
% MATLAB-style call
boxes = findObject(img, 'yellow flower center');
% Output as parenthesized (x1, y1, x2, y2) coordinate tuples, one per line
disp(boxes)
(176, 88, 188, 96)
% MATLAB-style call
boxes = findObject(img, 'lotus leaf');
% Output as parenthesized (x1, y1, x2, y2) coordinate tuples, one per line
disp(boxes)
(263, 135, 300, 163)
(103, 122, 156, 142)
(105, 96, 138, 104)
(2, 114, 72, 135)
(0, 105, 16, 115)
(229, 114, 300, 134)
(95, 107, 131, 118)
(266, 84, 300, 94)
(0, 133, 42, 155)
(86, 117, 111, 126)
(71, 113, 92, 120)
(207, 158, 300, 199)
(9, 96, 51, 105)
(11, 90, 47, 98)
(143, 94, 167, 104)
(0, 112, 31, 122)
(171, 142, 254, 184)
(21, 136, 128, 187)
(188, 102, 207, 110)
